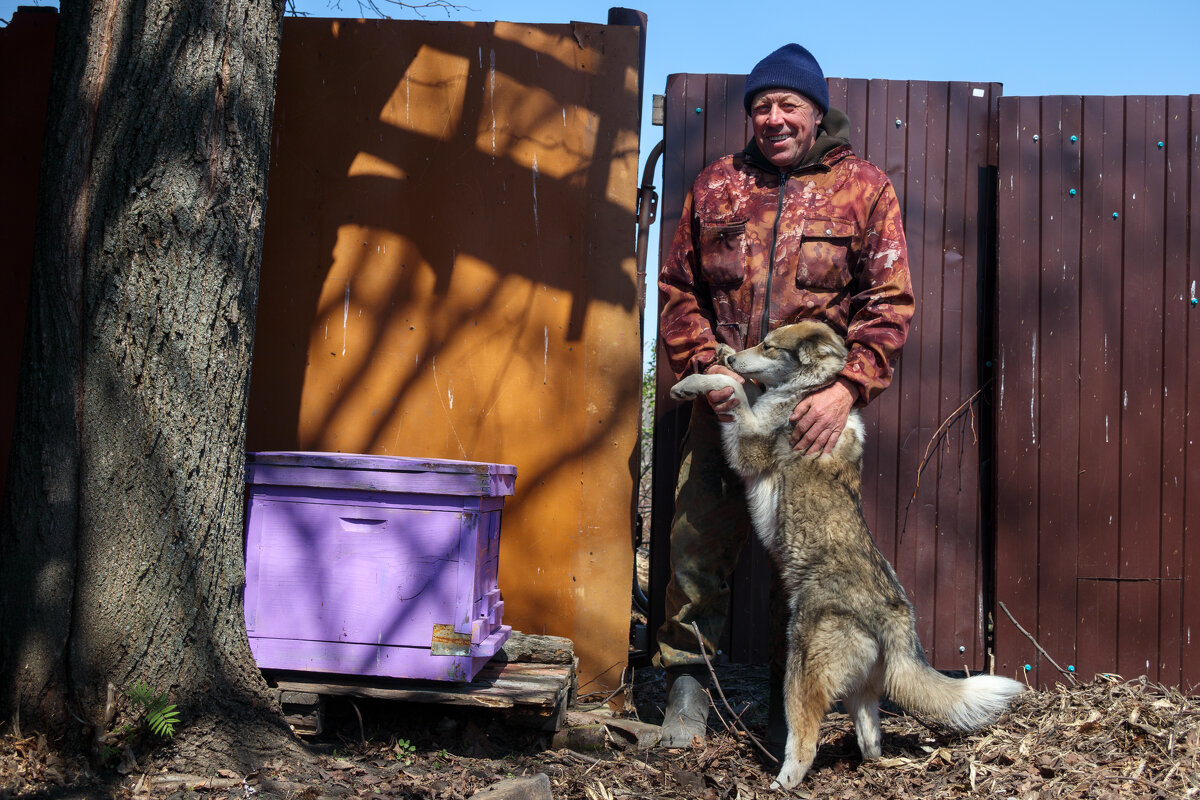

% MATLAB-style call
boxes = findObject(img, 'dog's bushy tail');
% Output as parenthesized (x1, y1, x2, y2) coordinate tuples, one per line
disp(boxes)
(882, 621, 1025, 731)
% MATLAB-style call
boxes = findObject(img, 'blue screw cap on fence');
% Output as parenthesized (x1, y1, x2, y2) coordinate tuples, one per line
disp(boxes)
(1069, 189, 1077, 196)
(1070, 135, 1078, 143)
(1113, 212, 1120, 219)
(1024, 664, 1032, 671)
(695, 107, 702, 114)
(1158, 141, 1164, 148)
(1068, 665, 1076, 672)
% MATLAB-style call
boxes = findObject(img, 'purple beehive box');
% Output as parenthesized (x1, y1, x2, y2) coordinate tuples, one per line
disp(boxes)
(243, 451, 515, 682)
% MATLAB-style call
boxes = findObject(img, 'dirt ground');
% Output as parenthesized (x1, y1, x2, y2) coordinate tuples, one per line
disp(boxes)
(3, 664, 1198, 800)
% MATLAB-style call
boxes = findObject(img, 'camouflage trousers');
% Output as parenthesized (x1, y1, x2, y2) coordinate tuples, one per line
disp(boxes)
(655, 402, 786, 678)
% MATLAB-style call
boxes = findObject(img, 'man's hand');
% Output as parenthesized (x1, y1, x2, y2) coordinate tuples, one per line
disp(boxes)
(703, 364, 744, 422)
(789, 379, 855, 455)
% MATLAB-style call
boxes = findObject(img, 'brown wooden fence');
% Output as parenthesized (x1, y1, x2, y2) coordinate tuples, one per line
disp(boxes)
(652, 80, 1200, 689)
(994, 95, 1200, 690)
(651, 74, 1004, 672)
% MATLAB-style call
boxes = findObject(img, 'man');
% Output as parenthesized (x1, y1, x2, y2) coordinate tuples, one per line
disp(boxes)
(656, 43, 914, 747)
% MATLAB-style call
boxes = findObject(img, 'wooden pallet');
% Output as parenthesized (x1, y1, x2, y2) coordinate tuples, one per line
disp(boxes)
(267, 632, 576, 734)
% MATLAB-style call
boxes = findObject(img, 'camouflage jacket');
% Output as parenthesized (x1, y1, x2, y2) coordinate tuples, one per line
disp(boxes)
(658, 111, 914, 406)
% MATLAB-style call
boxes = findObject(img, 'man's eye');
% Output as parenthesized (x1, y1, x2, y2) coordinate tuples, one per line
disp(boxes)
(779, 104, 797, 113)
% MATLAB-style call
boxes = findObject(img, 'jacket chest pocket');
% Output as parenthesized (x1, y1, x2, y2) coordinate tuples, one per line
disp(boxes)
(795, 217, 856, 291)
(698, 219, 748, 287)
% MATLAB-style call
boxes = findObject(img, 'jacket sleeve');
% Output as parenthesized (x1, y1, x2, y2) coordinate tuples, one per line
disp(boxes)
(658, 190, 721, 380)
(840, 180, 915, 405)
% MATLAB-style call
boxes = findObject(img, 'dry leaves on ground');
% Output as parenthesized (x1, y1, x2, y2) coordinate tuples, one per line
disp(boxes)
(2, 671, 1197, 799)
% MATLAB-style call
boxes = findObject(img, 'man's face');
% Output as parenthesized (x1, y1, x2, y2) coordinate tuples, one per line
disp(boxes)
(750, 90, 824, 170)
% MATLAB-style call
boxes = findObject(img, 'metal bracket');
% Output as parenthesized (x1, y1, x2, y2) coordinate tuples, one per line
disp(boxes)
(431, 624, 472, 656)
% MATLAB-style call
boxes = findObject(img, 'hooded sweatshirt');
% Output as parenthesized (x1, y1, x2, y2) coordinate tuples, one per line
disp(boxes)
(658, 108, 914, 406)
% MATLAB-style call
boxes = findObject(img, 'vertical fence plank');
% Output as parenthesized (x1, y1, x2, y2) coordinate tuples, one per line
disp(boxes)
(1035, 95, 1081, 677)
(893, 80, 929, 652)
(918, 83, 952, 665)
(938, 80, 970, 665)
(861, 78, 901, 569)
(995, 95, 1045, 682)
(1117, 95, 1164, 681)
(1184, 96, 1200, 690)
(1074, 96, 1122, 681)
(1158, 95, 1188, 687)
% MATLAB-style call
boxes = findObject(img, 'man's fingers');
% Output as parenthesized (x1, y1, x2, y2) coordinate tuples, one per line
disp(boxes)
(707, 385, 739, 417)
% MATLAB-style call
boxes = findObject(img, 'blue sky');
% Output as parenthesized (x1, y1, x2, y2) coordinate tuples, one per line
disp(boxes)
(6, 0, 1199, 355)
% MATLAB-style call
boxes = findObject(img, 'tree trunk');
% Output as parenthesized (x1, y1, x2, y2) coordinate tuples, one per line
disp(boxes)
(1, 0, 293, 764)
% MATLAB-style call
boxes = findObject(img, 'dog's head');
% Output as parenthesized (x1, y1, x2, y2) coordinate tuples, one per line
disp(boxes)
(726, 321, 848, 389)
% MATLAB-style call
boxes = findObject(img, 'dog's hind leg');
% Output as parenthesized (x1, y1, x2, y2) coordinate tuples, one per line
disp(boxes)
(843, 656, 885, 761)
(844, 690, 882, 760)
(770, 657, 831, 791)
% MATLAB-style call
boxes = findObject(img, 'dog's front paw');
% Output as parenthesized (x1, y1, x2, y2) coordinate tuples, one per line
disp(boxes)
(770, 760, 808, 791)
(669, 375, 705, 401)
(670, 373, 734, 401)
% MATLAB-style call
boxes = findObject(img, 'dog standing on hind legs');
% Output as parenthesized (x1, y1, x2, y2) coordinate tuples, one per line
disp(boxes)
(670, 320, 1025, 790)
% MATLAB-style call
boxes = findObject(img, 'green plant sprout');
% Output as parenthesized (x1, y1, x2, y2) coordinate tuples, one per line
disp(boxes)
(393, 738, 417, 765)
(128, 681, 181, 739)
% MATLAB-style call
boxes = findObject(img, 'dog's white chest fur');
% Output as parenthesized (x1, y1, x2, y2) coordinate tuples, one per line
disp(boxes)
(744, 473, 780, 550)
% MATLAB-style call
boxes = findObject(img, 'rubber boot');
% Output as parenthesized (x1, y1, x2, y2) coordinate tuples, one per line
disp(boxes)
(660, 672, 710, 747)
(767, 669, 786, 761)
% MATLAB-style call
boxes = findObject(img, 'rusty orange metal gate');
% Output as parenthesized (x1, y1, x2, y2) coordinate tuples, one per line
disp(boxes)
(651, 74, 1003, 672)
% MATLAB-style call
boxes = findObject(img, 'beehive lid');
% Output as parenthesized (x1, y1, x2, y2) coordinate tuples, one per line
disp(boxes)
(246, 451, 517, 497)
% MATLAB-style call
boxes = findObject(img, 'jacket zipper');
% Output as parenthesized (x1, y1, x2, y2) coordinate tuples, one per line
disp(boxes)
(760, 171, 789, 343)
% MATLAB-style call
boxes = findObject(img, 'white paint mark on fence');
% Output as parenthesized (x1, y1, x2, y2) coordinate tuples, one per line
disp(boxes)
(531, 153, 541, 239)
(489, 48, 497, 160)
(1030, 333, 1037, 445)
(342, 281, 350, 357)
(544, 326, 549, 385)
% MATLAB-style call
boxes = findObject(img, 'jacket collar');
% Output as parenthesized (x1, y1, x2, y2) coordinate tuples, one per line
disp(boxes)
(742, 107, 853, 175)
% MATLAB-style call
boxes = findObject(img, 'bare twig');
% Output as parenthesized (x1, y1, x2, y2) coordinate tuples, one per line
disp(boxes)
(901, 384, 988, 539)
(689, 622, 777, 764)
(915, 385, 986, 490)
(998, 601, 1077, 686)
(349, 699, 366, 744)
(560, 748, 602, 765)
(575, 683, 629, 710)
(576, 662, 625, 693)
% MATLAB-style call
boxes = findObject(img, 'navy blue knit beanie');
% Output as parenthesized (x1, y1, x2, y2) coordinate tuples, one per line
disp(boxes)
(743, 43, 829, 115)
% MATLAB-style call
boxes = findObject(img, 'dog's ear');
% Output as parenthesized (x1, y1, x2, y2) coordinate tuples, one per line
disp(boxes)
(805, 325, 848, 362)
(782, 321, 847, 364)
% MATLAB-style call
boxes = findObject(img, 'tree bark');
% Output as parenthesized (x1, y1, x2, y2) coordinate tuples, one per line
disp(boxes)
(2, 0, 293, 765)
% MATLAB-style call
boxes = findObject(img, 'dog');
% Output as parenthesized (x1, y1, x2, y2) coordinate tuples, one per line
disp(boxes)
(670, 320, 1024, 790)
